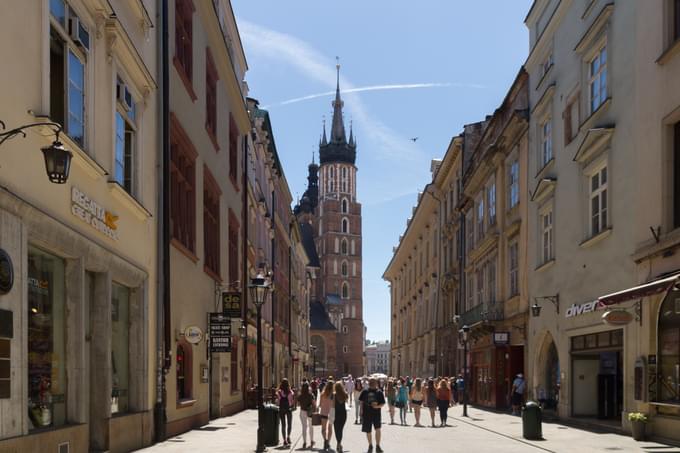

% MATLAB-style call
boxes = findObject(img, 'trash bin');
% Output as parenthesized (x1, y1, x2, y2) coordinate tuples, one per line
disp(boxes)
(522, 401, 543, 440)
(263, 404, 280, 446)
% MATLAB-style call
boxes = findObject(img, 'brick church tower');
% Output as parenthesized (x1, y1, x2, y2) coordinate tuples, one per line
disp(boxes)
(295, 64, 365, 378)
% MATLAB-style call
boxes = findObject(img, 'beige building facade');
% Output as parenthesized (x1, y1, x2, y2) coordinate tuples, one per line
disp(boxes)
(0, 0, 158, 451)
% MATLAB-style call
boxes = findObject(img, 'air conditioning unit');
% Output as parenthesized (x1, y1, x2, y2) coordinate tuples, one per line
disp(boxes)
(69, 16, 90, 52)
(117, 80, 133, 111)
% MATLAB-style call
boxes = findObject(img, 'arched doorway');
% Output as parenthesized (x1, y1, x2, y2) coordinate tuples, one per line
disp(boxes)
(534, 332, 560, 412)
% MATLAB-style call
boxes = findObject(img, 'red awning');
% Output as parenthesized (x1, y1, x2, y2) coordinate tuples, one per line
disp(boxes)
(598, 273, 680, 306)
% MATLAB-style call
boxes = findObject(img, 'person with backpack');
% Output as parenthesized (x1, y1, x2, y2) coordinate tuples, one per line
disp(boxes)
(511, 373, 526, 415)
(297, 382, 316, 449)
(436, 379, 452, 427)
(396, 378, 409, 425)
(277, 378, 295, 446)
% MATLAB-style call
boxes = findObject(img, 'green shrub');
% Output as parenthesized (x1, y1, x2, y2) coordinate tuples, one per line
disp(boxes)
(628, 412, 648, 423)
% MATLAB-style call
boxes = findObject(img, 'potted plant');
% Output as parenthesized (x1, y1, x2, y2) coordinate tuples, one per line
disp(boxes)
(628, 412, 648, 441)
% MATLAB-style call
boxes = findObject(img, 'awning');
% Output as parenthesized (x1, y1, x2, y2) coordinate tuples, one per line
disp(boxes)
(598, 273, 680, 306)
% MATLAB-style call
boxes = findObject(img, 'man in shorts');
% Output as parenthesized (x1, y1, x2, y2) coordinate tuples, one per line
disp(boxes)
(359, 378, 386, 453)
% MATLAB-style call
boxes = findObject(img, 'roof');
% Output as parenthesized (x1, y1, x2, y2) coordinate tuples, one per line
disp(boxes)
(299, 223, 320, 268)
(326, 294, 342, 306)
(310, 301, 336, 331)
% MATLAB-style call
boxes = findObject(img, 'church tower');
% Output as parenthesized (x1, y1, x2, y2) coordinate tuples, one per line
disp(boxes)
(315, 63, 364, 378)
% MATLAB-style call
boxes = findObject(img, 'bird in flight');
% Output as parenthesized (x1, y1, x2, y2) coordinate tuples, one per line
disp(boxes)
(410, 137, 419, 142)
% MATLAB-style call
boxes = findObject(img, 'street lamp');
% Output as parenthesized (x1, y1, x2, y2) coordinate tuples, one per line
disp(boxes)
(310, 345, 317, 377)
(531, 303, 542, 317)
(0, 121, 73, 184)
(249, 272, 271, 453)
(459, 325, 470, 417)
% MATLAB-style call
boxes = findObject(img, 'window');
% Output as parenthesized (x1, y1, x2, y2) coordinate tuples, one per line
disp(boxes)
(509, 159, 519, 208)
(204, 168, 220, 277)
(229, 114, 239, 187)
(28, 247, 66, 429)
(342, 198, 348, 213)
(674, 0, 680, 42)
(341, 261, 348, 276)
(589, 45, 607, 113)
(589, 166, 608, 236)
(230, 340, 238, 392)
(341, 167, 347, 192)
(170, 115, 197, 253)
(111, 283, 130, 414)
(465, 210, 474, 253)
(341, 239, 348, 255)
(476, 197, 485, 242)
(488, 259, 496, 303)
(205, 48, 218, 145)
(564, 95, 580, 145)
(541, 207, 554, 263)
(342, 326, 348, 334)
(487, 182, 496, 226)
(509, 242, 519, 297)
(115, 80, 136, 194)
(342, 282, 349, 299)
(176, 342, 192, 400)
(674, 122, 680, 229)
(175, 0, 193, 82)
(541, 118, 553, 166)
(343, 346, 348, 354)
(657, 288, 680, 403)
(342, 218, 349, 234)
(541, 52, 554, 78)
(50, 5, 87, 147)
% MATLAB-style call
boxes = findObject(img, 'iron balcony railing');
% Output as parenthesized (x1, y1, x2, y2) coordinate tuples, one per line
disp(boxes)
(459, 301, 504, 326)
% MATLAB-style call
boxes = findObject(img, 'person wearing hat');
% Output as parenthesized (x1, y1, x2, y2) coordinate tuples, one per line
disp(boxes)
(510, 373, 526, 415)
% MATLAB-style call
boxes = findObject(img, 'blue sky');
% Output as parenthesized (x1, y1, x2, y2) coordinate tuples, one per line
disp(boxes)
(232, 0, 533, 341)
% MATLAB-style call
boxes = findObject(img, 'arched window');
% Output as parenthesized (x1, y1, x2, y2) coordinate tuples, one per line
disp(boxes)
(658, 287, 680, 402)
(176, 342, 192, 401)
(341, 239, 348, 255)
(342, 198, 348, 213)
(341, 261, 348, 276)
(342, 218, 349, 233)
(342, 282, 349, 299)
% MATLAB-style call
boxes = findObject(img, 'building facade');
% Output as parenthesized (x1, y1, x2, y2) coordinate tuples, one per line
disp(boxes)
(366, 341, 390, 375)
(0, 1, 158, 451)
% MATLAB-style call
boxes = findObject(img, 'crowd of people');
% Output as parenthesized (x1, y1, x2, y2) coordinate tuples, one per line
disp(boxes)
(272, 372, 505, 452)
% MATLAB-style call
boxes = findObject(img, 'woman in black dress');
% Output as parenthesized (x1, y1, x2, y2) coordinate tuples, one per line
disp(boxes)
(333, 381, 349, 453)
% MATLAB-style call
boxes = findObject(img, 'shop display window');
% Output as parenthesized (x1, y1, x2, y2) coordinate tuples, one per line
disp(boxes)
(111, 283, 130, 414)
(658, 288, 680, 403)
(27, 247, 66, 429)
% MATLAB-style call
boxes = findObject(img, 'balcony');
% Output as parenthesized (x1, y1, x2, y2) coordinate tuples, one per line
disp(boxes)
(459, 301, 504, 326)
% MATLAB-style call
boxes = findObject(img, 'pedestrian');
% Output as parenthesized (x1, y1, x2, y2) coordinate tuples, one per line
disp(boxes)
(410, 378, 424, 427)
(359, 377, 386, 453)
(456, 374, 465, 406)
(333, 381, 349, 453)
(396, 378, 409, 425)
(436, 379, 451, 427)
(406, 376, 413, 413)
(297, 382, 316, 449)
(354, 378, 364, 424)
(319, 379, 335, 451)
(425, 379, 438, 427)
(511, 373, 526, 415)
(311, 379, 319, 401)
(386, 379, 397, 424)
(344, 375, 355, 408)
(450, 377, 458, 405)
(276, 378, 295, 446)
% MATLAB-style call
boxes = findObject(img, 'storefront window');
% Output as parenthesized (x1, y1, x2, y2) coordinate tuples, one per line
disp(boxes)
(111, 283, 130, 414)
(658, 288, 680, 403)
(27, 247, 66, 429)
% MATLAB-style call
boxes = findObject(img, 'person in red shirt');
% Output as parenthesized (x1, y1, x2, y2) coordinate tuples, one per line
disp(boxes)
(436, 379, 452, 427)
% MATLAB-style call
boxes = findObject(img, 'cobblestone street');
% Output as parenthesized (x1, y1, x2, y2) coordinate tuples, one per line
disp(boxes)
(139, 405, 678, 453)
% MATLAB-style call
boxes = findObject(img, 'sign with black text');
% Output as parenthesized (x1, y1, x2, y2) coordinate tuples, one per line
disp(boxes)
(222, 292, 242, 318)
(209, 312, 232, 353)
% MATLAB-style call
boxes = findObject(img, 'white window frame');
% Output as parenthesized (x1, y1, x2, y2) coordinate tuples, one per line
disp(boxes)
(509, 159, 519, 209)
(588, 43, 608, 114)
(508, 241, 519, 297)
(114, 78, 138, 195)
(487, 180, 496, 226)
(541, 117, 553, 166)
(476, 196, 485, 242)
(540, 204, 554, 264)
(588, 164, 608, 236)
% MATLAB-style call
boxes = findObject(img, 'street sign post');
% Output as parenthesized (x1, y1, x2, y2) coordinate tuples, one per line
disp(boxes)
(209, 312, 232, 353)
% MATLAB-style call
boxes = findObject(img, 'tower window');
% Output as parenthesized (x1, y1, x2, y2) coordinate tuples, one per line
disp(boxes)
(341, 261, 348, 276)
(342, 218, 349, 233)
(341, 239, 348, 255)
(342, 282, 349, 299)
(342, 198, 348, 214)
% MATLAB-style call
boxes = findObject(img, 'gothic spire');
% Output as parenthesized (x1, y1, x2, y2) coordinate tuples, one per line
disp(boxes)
(349, 119, 355, 147)
(320, 117, 327, 146)
(330, 58, 347, 143)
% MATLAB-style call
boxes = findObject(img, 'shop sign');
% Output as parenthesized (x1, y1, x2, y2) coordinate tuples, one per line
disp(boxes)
(209, 312, 232, 353)
(0, 250, 14, 295)
(184, 325, 203, 344)
(565, 300, 600, 318)
(602, 309, 633, 326)
(222, 292, 242, 318)
(71, 187, 119, 240)
(493, 332, 510, 345)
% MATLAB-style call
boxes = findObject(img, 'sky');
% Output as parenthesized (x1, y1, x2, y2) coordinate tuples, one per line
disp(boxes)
(232, 0, 533, 341)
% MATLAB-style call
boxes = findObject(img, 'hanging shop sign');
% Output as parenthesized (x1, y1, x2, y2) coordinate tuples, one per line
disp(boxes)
(602, 309, 634, 326)
(565, 300, 601, 318)
(184, 326, 203, 344)
(222, 292, 242, 318)
(493, 332, 510, 345)
(71, 186, 119, 240)
(0, 250, 13, 295)
(209, 312, 232, 353)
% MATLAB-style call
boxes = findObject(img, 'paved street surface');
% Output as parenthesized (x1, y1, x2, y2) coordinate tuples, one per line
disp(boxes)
(138, 405, 678, 453)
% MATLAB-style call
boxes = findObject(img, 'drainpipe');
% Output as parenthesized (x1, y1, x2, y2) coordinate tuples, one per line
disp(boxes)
(271, 189, 276, 386)
(288, 221, 293, 380)
(242, 133, 249, 408)
(154, 0, 170, 442)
